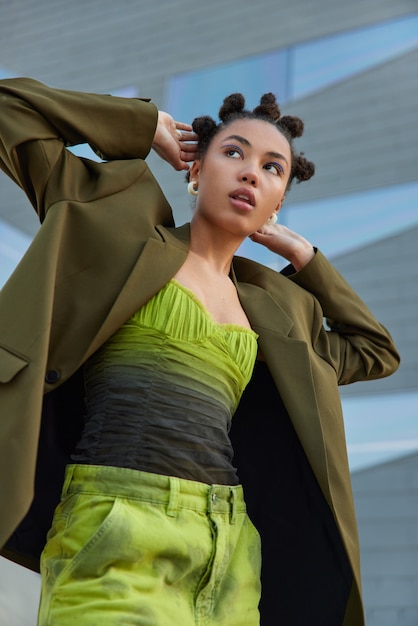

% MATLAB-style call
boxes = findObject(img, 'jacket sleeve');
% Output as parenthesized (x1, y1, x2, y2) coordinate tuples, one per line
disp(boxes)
(286, 250, 400, 385)
(0, 77, 158, 221)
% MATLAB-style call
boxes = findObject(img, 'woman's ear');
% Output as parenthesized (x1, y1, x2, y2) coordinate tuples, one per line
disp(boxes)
(276, 195, 286, 213)
(190, 160, 201, 185)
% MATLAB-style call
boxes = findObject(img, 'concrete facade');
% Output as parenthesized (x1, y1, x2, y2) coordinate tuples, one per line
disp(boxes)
(0, 1, 417, 623)
(352, 453, 418, 626)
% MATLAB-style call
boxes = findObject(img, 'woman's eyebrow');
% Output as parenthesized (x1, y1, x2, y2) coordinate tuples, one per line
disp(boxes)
(223, 134, 251, 147)
(222, 134, 289, 165)
(266, 150, 289, 165)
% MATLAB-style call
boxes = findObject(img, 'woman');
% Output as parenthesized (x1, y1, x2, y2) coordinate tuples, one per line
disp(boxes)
(0, 79, 399, 625)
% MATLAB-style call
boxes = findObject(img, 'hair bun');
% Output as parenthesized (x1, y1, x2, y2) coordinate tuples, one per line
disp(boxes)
(279, 115, 304, 138)
(253, 93, 281, 120)
(219, 93, 246, 121)
(294, 153, 315, 182)
(192, 115, 217, 137)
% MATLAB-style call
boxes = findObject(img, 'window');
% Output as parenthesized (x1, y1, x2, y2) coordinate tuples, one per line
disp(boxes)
(166, 13, 418, 120)
(290, 13, 418, 99)
(165, 49, 289, 123)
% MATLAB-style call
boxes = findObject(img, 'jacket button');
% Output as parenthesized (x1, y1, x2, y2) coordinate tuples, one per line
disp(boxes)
(45, 369, 60, 384)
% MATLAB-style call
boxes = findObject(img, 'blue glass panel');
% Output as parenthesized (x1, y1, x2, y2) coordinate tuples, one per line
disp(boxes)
(283, 181, 418, 258)
(0, 68, 15, 79)
(166, 14, 418, 118)
(291, 13, 418, 99)
(166, 49, 288, 123)
(343, 391, 418, 471)
(237, 181, 418, 267)
(67, 144, 101, 160)
(110, 86, 139, 98)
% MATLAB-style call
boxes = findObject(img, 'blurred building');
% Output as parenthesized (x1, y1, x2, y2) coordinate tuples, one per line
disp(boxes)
(0, 1, 417, 624)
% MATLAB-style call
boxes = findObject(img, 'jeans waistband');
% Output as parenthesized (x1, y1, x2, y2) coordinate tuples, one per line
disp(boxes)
(62, 464, 246, 523)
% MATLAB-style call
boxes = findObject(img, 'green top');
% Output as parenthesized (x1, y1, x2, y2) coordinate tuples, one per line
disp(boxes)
(73, 280, 258, 484)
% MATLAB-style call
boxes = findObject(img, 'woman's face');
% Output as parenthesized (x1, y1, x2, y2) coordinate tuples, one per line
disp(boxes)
(190, 118, 291, 237)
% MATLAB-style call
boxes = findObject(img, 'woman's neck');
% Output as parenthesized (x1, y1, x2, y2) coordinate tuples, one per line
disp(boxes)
(188, 218, 243, 276)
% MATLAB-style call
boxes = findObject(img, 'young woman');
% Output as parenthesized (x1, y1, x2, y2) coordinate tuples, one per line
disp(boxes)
(0, 79, 399, 626)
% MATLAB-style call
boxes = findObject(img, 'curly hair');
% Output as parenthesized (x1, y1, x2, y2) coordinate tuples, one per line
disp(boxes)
(188, 92, 315, 191)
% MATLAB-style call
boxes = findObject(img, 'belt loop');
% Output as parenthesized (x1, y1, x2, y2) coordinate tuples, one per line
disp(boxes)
(229, 487, 237, 525)
(167, 476, 180, 517)
(208, 486, 217, 514)
(61, 464, 75, 499)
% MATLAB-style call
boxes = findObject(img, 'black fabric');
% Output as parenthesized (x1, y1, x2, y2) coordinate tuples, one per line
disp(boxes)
(3, 368, 85, 572)
(230, 361, 352, 626)
(71, 336, 240, 486)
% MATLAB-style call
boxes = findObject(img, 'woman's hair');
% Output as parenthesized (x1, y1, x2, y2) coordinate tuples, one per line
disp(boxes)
(188, 92, 315, 191)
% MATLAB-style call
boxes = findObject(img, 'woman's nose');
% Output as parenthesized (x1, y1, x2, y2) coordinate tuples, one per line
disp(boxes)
(241, 169, 258, 186)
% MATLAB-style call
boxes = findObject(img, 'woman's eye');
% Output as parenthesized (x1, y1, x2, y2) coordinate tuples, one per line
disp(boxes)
(223, 145, 243, 159)
(226, 148, 241, 158)
(265, 162, 284, 176)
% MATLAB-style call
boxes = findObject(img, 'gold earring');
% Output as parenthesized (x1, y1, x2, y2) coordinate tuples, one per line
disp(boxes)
(187, 181, 198, 196)
(266, 213, 277, 225)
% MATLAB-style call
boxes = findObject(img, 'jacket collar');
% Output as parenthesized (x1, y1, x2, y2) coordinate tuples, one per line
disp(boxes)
(156, 222, 191, 249)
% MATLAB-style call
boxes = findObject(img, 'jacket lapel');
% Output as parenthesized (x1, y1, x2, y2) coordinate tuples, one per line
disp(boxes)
(86, 229, 189, 358)
(236, 280, 331, 504)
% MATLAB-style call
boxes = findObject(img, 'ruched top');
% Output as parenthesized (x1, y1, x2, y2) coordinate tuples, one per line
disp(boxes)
(72, 280, 258, 485)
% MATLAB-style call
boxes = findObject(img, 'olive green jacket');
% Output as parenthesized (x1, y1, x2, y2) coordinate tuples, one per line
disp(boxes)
(0, 79, 400, 625)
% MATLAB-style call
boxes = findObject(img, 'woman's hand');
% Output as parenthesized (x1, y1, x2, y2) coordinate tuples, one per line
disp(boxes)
(152, 111, 198, 171)
(250, 223, 315, 271)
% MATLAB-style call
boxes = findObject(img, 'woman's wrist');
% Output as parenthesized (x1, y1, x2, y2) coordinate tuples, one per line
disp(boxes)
(288, 243, 315, 271)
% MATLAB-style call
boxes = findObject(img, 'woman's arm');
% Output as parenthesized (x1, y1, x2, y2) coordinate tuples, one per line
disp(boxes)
(250, 222, 315, 270)
(0, 78, 196, 220)
(290, 249, 400, 384)
(152, 110, 197, 171)
(250, 223, 400, 384)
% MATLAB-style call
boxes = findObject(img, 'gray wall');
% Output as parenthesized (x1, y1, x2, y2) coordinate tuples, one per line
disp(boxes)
(352, 453, 418, 626)
(335, 225, 418, 398)
(0, 1, 417, 624)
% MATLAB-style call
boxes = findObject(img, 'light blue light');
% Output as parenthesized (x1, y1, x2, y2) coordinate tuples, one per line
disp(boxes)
(0, 67, 15, 79)
(237, 181, 418, 268)
(283, 181, 418, 259)
(165, 49, 288, 123)
(343, 391, 418, 472)
(291, 13, 418, 100)
(165, 13, 418, 120)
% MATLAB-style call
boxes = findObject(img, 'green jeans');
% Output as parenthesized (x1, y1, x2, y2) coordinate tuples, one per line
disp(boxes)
(38, 464, 261, 625)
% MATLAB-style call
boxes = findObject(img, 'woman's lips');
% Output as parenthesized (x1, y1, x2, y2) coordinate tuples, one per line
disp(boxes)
(229, 187, 255, 210)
